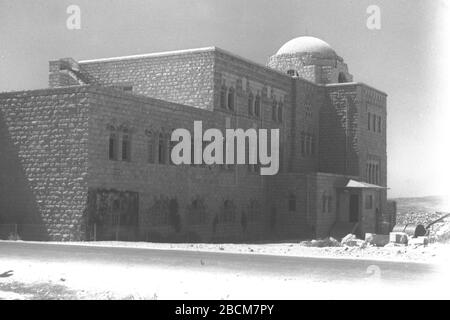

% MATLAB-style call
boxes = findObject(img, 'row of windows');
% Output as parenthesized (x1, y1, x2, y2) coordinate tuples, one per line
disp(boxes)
(109, 129, 131, 162)
(271, 100, 283, 122)
(366, 162, 380, 185)
(300, 132, 316, 157)
(109, 128, 280, 173)
(368, 112, 382, 133)
(220, 85, 284, 122)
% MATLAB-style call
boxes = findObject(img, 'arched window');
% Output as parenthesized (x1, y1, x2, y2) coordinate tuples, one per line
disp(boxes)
(109, 131, 118, 160)
(227, 87, 235, 110)
(272, 100, 277, 121)
(158, 132, 166, 164)
(220, 85, 227, 109)
(146, 131, 155, 163)
(254, 95, 261, 117)
(277, 102, 283, 122)
(287, 69, 299, 77)
(248, 93, 254, 115)
(121, 129, 131, 162)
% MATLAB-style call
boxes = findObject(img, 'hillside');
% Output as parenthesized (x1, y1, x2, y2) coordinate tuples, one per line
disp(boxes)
(390, 195, 450, 241)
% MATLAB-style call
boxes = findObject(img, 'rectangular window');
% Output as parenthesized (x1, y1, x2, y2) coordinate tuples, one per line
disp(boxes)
(372, 115, 376, 132)
(122, 134, 131, 161)
(272, 102, 277, 121)
(109, 133, 118, 160)
(368, 113, 371, 130)
(159, 135, 166, 164)
(220, 87, 227, 109)
(377, 116, 382, 133)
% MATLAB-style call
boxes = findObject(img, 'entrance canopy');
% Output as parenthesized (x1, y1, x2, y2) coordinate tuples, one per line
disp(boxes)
(343, 179, 388, 189)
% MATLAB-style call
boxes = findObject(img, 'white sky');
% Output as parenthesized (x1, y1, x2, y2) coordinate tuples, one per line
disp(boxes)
(0, 0, 449, 198)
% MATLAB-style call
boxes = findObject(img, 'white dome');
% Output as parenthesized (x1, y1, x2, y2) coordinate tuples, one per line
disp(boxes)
(276, 36, 336, 58)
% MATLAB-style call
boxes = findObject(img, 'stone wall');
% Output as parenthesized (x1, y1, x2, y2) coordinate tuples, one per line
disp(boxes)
(0, 86, 90, 240)
(319, 84, 360, 176)
(74, 49, 215, 111)
(87, 86, 269, 242)
(267, 52, 353, 84)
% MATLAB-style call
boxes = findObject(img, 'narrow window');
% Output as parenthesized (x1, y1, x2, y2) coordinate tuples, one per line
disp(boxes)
(254, 95, 261, 117)
(278, 102, 283, 122)
(368, 113, 371, 130)
(311, 134, 315, 155)
(272, 100, 277, 121)
(248, 93, 254, 115)
(372, 115, 376, 132)
(220, 85, 227, 109)
(227, 87, 235, 110)
(148, 134, 155, 163)
(158, 133, 166, 164)
(377, 116, 382, 133)
(121, 132, 131, 162)
(109, 132, 118, 160)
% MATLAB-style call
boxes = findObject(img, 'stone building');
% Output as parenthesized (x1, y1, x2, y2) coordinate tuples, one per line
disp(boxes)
(0, 36, 393, 242)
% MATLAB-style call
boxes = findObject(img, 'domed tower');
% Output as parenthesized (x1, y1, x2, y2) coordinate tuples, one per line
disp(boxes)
(267, 36, 353, 84)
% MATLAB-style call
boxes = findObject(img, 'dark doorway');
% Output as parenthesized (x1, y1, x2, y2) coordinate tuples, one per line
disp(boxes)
(349, 194, 359, 222)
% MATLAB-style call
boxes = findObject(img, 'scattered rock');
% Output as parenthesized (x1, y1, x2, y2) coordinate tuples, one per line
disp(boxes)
(341, 234, 365, 247)
(409, 236, 429, 247)
(365, 233, 390, 247)
(389, 232, 408, 245)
